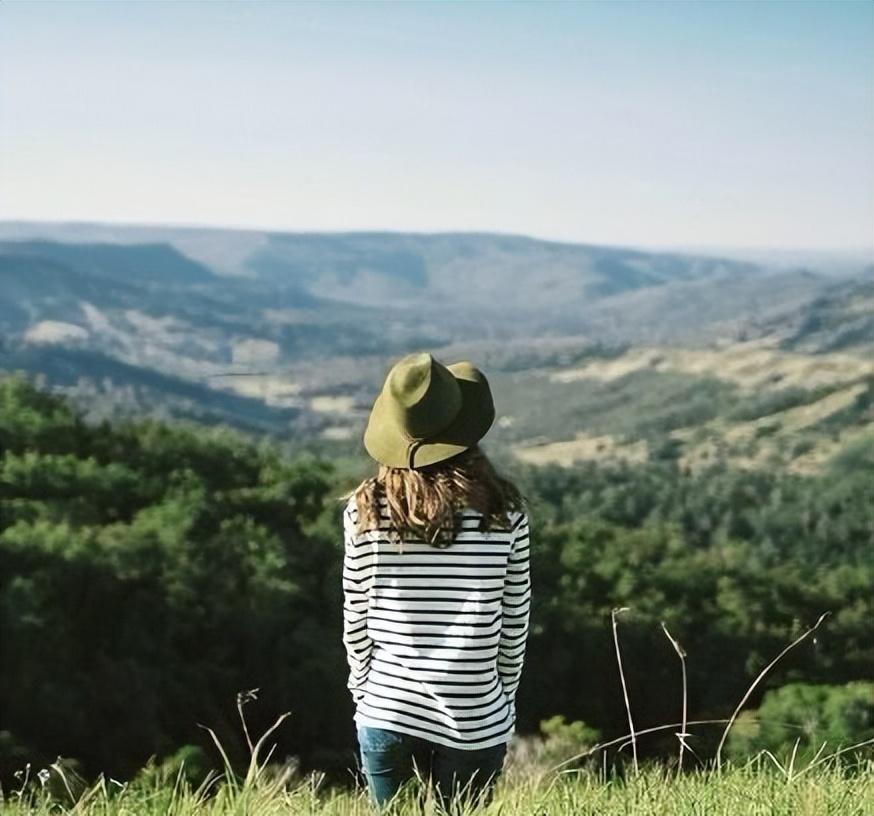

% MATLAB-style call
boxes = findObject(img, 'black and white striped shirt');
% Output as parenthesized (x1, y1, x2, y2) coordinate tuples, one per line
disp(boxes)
(342, 495, 531, 750)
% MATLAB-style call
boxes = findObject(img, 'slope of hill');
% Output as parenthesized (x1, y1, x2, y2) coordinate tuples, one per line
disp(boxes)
(0, 221, 869, 474)
(0, 222, 822, 339)
(776, 277, 873, 355)
(505, 340, 872, 474)
(2, 377, 871, 782)
(0, 240, 216, 286)
(496, 277, 872, 474)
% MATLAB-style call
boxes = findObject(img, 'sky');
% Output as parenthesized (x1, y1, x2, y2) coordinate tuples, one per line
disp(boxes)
(1, 1, 872, 251)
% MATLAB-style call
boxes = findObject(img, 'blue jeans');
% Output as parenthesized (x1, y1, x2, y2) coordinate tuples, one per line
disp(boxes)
(357, 725, 507, 811)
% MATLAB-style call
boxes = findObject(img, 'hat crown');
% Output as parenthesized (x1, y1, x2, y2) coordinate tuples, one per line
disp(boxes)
(363, 351, 495, 469)
(385, 352, 462, 439)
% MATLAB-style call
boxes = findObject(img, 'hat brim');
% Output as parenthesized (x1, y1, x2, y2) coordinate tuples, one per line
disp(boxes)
(363, 363, 495, 469)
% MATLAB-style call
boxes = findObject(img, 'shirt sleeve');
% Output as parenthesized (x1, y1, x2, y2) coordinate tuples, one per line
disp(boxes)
(342, 499, 375, 705)
(498, 510, 531, 707)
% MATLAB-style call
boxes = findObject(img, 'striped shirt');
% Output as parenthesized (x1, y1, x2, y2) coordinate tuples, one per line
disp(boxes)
(342, 495, 531, 750)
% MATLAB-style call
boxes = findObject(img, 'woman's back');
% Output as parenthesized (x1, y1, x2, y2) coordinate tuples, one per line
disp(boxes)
(344, 352, 530, 807)
(343, 494, 531, 751)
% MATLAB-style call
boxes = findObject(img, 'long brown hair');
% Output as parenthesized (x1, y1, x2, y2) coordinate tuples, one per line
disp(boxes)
(350, 446, 525, 549)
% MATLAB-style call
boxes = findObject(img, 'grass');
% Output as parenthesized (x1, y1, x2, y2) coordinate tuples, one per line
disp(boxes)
(547, 343, 874, 392)
(5, 606, 871, 814)
(2, 759, 872, 816)
(3, 564, 870, 814)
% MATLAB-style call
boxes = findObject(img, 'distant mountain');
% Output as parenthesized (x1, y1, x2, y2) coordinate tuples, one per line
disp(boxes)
(4, 344, 299, 432)
(0, 221, 869, 472)
(0, 239, 216, 286)
(0, 221, 826, 337)
(776, 276, 873, 355)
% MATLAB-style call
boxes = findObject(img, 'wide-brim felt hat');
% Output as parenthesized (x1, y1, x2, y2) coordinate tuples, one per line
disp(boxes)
(364, 352, 495, 469)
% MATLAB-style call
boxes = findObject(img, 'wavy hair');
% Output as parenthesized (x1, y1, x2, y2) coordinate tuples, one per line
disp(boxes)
(350, 446, 525, 549)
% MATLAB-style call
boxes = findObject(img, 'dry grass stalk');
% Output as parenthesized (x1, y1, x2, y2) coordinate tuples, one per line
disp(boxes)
(549, 717, 733, 773)
(237, 688, 260, 754)
(610, 607, 638, 775)
(243, 712, 293, 788)
(661, 622, 689, 774)
(715, 611, 830, 770)
(199, 695, 292, 793)
(791, 737, 874, 780)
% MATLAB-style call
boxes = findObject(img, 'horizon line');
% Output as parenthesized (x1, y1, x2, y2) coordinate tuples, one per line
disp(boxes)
(0, 216, 871, 258)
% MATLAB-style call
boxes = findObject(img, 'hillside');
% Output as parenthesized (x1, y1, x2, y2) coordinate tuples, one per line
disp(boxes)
(0, 222, 869, 473)
(0, 223, 835, 343)
(2, 377, 871, 783)
(507, 345, 873, 474)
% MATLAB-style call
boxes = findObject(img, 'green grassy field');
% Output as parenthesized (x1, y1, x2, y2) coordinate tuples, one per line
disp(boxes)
(3, 759, 872, 816)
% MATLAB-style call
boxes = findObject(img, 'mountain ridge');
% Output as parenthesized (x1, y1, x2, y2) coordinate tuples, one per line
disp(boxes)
(0, 221, 869, 474)
(0, 219, 826, 278)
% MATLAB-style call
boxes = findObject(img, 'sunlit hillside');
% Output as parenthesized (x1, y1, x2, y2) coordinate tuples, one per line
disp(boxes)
(0, 223, 870, 475)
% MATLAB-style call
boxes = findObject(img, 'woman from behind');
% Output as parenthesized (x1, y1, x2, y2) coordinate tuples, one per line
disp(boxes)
(341, 352, 531, 812)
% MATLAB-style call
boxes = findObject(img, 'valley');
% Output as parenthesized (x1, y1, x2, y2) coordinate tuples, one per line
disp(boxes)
(0, 221, 870, 475)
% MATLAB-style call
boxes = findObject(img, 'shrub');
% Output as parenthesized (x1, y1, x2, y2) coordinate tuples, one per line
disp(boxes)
(727, 682, 874, 763)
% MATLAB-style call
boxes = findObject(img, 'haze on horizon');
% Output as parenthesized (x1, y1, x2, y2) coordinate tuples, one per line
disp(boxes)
(1, 1, 871, 253)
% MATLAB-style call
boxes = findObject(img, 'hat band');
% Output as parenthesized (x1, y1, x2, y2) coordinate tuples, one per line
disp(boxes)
(401, 403, 462, 468)
(406, 439, 423, 469)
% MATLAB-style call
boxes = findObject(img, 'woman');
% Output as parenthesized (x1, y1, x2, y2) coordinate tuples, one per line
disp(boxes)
(341, 351, 531, 811)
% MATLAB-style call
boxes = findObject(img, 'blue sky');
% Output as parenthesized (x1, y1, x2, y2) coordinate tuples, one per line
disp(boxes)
(1, 1, 871, 250)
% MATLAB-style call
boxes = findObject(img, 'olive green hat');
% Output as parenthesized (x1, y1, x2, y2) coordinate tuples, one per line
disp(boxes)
(363, 351, 495, 469)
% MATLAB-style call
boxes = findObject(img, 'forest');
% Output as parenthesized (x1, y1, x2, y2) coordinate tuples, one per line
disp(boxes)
(1, 375, 872, 787)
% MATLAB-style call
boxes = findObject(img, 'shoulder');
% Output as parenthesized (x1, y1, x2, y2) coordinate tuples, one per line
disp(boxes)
(509, 505, 529, 530)
(343, 492, 387, 532)
(459, 504, 528, 533)
(343, 493, 358, 517)
(342, 495, 360, 535)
